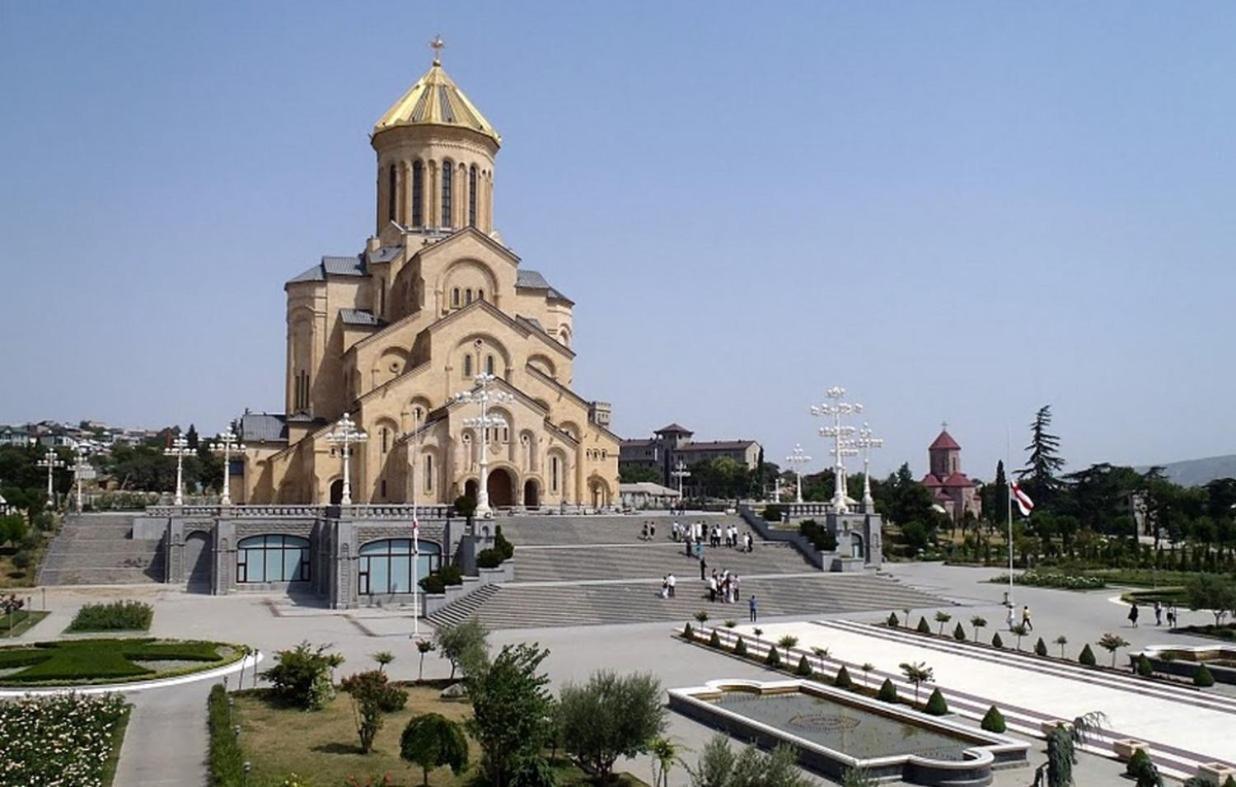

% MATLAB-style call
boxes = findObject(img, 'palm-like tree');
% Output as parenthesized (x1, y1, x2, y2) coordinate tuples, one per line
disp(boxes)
(1054, 635, 1068, 658)
(1098, 633, 1130, 668)
(970, 615, 988, 641)
(415, 639, 435, 682)
(934, 611, 952, 636)
(372, 650, 394, 673)
(649, 736, 677, 787)
(899, 661, 934, 707)
(861, 662, 875, 688)
(778, 635, 799, 661)
(1009, 623, 1029, 651)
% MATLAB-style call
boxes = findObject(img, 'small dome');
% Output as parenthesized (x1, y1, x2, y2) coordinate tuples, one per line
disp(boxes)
(373, 62, 500, 145)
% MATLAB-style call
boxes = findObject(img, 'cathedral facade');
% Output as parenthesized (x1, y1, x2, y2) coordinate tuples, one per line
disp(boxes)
(239, 55, 620, 509)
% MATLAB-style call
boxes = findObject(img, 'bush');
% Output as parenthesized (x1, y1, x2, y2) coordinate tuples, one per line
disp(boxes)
(761, 505, 785, 522)
(469, 644, 556, 787)
(477, 548, 504, 569)
(1079, 644, 1097, 666)
(208, 684, 245, 785)
(798, 519, 838, 552)
(0, 693, 129, 787)
(876, 678, 898, 703)
(1034, 638, 1048, 657)
(339, 670, 404, 753)
(559, 670, 665, 781)
(924, 688, 948, 716)
(764, 647, 781, 668)
(991, 632, 1004, 649)
(434, 617, 489, 680)
(683, 622, 693, 639)
(494, 525, 515, 561)
(916, 617, 931, 634)
(440, 564, 463, 586)
(401, 712, 469, 786)
(952, 622, 966, 641)
(834, 665, 852, 689)
(1195, 663, 1215, 687)
(420, 574, 446, 594)
(733, 637, 747, 657)
(1126, 748, 1159, 787)
(795, 655, 812, 676)
(1136, 655, 1153, 677)
(11, 550, 31, 570)
(887, 612, 899, 627)
(980, 705, 1006, 733)
(510, 755, 558, 787)
(709, 630, 722, 648)
(67, 600, 153, 632)
(263, 641, 344, 710)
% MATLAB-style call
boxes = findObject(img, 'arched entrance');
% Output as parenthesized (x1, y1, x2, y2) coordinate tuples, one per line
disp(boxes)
(329, 479, 344, 505)
(487, 468, 515, 508)
(464, 479, 479, 503)
(589, 477, 611, 508)
(523, 479, 540, 509)
(184, 531, 212, 589)
(851, 533, 865, 560)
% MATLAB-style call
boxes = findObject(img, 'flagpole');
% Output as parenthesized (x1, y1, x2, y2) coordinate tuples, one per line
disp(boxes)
(1006, 423, 1014, 619)
(410, 410, 421, 641)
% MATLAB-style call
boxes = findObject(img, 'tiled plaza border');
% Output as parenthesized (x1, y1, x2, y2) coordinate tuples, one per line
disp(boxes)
(678, 622, 1236, 782)
(0, 650, 264, 697)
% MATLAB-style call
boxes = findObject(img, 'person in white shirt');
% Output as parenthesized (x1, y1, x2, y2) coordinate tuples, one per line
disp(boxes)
(666, 572, 677, 598)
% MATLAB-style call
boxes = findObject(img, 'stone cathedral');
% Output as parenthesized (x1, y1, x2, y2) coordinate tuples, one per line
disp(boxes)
(238, 51, 620, 508)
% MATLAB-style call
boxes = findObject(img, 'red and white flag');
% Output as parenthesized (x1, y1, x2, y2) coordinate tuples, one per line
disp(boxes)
(1010, 482, 1034, 516)
(412, 515, 420, 554)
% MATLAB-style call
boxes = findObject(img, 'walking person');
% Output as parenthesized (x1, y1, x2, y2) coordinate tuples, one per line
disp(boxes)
(745, 532, 754, 553)
(649, 521, 656, 540)
(1128, 602, 1140, 628)
(749, 594, 758, 623)
(1021, 605, 1033, 632)
(667, 572, 676, 598)
(1153, 600, 1162, 626)
(660, 576, 669, 599)
(1167, 604, 1177, 629)
(699, 553, 707, 581)
(708, 574, 717, 603)
(732, 573, 740, 602)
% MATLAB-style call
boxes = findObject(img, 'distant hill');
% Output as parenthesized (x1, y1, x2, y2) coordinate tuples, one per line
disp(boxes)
(1137, 454, 1236, 487)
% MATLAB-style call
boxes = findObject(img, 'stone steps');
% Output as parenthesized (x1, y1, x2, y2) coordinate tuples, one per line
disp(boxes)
(512, 542, 812, 583)
(425, 584, 501, 629)
(427, 574, 946, 631)
(38, 513, 164, 586)
(496, 514, 747, 547)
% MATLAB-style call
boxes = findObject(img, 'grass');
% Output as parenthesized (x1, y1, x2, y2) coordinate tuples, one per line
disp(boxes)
(0, 608, 50, 637)
(1119, 586, 1189, 605)
(101, 704, 132, 787)
(67, 600, 154, 632)
(0, 638, 241, 685)
(233, 684, 648, 787)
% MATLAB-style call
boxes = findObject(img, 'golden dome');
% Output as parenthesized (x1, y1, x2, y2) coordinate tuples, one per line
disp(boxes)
(373, 62, 500, 145)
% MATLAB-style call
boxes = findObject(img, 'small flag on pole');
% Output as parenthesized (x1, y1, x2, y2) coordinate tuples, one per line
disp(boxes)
(413, 515, 420, 553)
(1010, 482, 1034, 516)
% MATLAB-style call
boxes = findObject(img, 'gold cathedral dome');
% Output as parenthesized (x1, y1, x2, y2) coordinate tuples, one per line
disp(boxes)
(373, 37, 501, 145)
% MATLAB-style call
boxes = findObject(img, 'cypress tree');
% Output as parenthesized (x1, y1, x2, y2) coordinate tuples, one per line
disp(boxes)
(877, 678, 898, 703)
(795, 655, 812, 676)
(733, 637, 747, 657)
(683, 622, 693, 639)
(1079, 644, 1097, 666)
(981, 705, 1006, 733)
(765, 647, 782, 668)
(992, 632, 1004, 649)
(887, 612, 900, 627)
(1034, 637, 1048, 657)
(708, 630, 721, 648)
(916, 617, 932, 634)
(953, 622, 966, 641)
(834, 665, 852, 689)
(924, 688, 948, 716)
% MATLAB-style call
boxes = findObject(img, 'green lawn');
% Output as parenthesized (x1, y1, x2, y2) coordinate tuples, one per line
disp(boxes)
(0, 609, 50, 638)
(101, 704, 132, 787)
(0, 638, 242, 685)
(232, 685, 649, 787)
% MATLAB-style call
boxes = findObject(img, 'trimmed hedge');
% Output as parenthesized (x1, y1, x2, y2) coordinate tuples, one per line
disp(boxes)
(795, 655, 812, 677)
(981, 705, 1006, 733)
(0, 638, 224, 683)
(1079, 644, 1097, 666)
(208, 684, 245, 786)
(1195, 663, 1215, 687)
(476, 548, 504, 569)
(877, 678, 898, 703)
(834, 665, 852, 689)
(924, 688, 948, 716)
(764, 647, 782, 668)
(916, 617, 931, 634)
(494, 525, 515, 561)
(66, 600, 153, 632)
(733, 637, 747, 657)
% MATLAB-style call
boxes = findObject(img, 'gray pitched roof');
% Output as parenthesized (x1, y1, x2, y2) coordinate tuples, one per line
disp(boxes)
(516, 269, 551, 289)
(340, 309, 383, 327)
(288, 264, 325, 283)
(239, 413, 287, 443)
(288, 254, 367, 285)
(368, 245, 402, 264)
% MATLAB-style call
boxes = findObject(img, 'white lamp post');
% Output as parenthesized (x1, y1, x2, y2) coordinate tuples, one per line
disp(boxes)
(670, 459, 691, 500)
(402, 407, 428, 639)
(811, 386, 862, 514)
(164, 435, 193, 507)
(326, 414, 368, 506)
(452, 351, 512, 518)
(212, 428, 246, 506)
(853, 422, 884, 511)
(785, 443, 812, 504)
(37, 449, 64, 505)
(70, 442, 92, 513)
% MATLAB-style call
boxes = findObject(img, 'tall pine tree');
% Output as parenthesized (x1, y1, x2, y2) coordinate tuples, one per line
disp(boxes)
(1017, 405, 1065, 506)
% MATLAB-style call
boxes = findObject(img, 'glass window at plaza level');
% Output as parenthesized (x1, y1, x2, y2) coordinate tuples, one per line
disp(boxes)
(357, 539, 442, 596)
(236, 534, 310, 583)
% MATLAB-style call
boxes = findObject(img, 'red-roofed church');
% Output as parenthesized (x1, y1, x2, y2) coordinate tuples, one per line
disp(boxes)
(920, 424, 982, 522)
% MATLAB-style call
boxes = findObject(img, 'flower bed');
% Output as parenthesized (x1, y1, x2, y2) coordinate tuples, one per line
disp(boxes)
(0, 638, 243, 686)
(0, 693, 130, 786)
(67, 600, 154, 632)
(988, 571, 1105, 590)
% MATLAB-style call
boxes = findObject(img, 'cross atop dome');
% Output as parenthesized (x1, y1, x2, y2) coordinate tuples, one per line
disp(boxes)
(429, 34, 445, 66)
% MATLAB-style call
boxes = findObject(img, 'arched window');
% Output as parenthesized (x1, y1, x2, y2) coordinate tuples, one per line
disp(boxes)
(502, 426, 509, 443)
(451, 287, 461, 307)
(463, 355, 473, 378)
(465, 288, 473, 304)
(476, 288, 484, 301)
(468, 165, 478, 227)
(237, 534, 310, 583)
(387, 164, 398, 225)
(424, 453, 434, 493)
(485, 354, 495, 375)
(380, 428, 390, 454)
(550, 456, 561, 493)
(411, 161, 424, 226)
(357, 539, 442, 596)
(441, 160, 453, 227)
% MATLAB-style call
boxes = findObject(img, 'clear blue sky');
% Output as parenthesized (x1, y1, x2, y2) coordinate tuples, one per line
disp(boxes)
(2, 2, 1233, 480)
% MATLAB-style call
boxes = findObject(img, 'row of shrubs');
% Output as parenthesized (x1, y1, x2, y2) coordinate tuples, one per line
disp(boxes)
(422, 526, 517, 590)
(208, 684, 246, 786)
(988, 571, 1106, 590)
(681, 622, 1010, 726)
(66, 600, 153, 632)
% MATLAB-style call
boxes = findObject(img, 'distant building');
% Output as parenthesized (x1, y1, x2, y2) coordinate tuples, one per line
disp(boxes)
(0, 426, 32, 448)
(919, 427, 981, 522)
(618, 481, 681, 510)
(620, 423, 761, 488)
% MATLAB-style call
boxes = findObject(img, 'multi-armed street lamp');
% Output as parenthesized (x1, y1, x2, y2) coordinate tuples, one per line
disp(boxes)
(452, 342, 513, 518)
(70, 441, 93, 513)
(670, 459, 691, 501)
(212, 428, 246, 506)
(853, 422, 884, 512)
(164, 435, 193, 507)
(326, 414, 368, 506)
(784, 444, 812, 504)
(810, 386, 862, 514)
(402, 407, 429, 640)
(36, 449, 64, 506)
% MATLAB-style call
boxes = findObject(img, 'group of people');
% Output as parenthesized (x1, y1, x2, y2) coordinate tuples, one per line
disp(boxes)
(705, 569, 742, 604)
(638, 521, 658, 541)
(672, 521, 754, 554)
(1128, 600, 1178, 628)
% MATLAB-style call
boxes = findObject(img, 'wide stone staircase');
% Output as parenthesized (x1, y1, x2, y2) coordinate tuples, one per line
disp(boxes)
(512, 541, 814, 583)
(427, 573, 947, 630)
(38, 512, 164, 586)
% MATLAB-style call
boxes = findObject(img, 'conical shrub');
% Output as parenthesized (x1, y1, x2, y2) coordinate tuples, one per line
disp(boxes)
(765, 647, 782, 668)
(708, 630, 721, 648)
(834, 665, 852, 689)
(1136, 655, 1153, 677)
(991, 632, 1004, 649)
(953, 622, 966, 641)
(733, 637, 747, 657)
(887, 612, 900, 627)
(1195, 663, 1215, 687)
(1034, 638, 1048, 657)
(916, 617, 932, 634)
(1079, 643, 1097, 666)
(924, 688, 948, 716)
(980, 705, 1006, 733)
(683, 622, 693, 639)
(796, 655, 812, 676)
(877, 678, 898, 703)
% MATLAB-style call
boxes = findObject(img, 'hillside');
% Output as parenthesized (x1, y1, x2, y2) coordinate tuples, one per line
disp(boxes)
(1138, 454, 1236, 487)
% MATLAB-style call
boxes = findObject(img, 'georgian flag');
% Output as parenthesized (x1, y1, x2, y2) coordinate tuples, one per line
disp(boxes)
(1011, 482, 1034, 516)
(413, 515, 420, 554)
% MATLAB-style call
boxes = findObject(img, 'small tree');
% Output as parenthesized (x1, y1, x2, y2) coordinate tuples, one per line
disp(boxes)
(899, 661, 934, 707)
(733, 637, 748, 657)
(340, 670, 406, 753)
(1195, 663, 1215, 687)
(1034, 637, 1048, 657)
(650, 736, 677, 787)
(811, 646, 830, 660)
(876, 678, 898, 703)
(777, 635, 798, 661)
(1034, 712, 1106, 787)
(1098, 633, 1130, 668)
(991, 632, 1004, 649)
(468, 643, 555, 787)
(1055, 635, 1068, 658)
(887, 611, 900, 627)
(1010, 623, 1029, 651)
(1186, 574, 1236, 626)
(860, 663, 875, 688)
(559, 670, 666, 782)
(694, 610, 709, 624)
(263, 641, 344, 711)
(764, 647, 782, 668)
(916, 617, 932, 634)
(372, 651, 394, 673)
(834, 665, 852, 689)
(708, 630, 722, 648)
(981, 705, 1006, 733)
(952, 622, 966, 641)
(924, 688, 948, 716)
(1126, 748, 1161, 787)
(795, 655, 812, 676)
(415, 640, 435, 682)
(934, 611, 952, 635)
(970, 615, 987, 641)
(1079, 643, 1097, 666)
(435, 617, 490, 680)
(401, 713, 469, 786)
